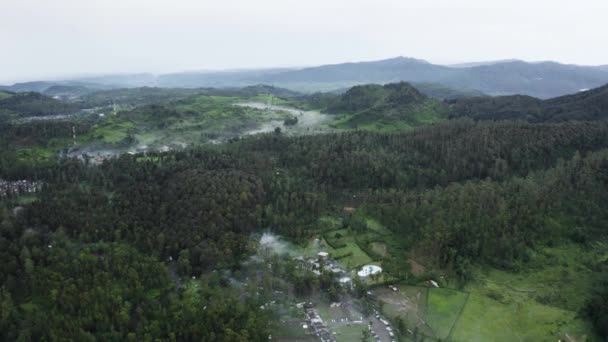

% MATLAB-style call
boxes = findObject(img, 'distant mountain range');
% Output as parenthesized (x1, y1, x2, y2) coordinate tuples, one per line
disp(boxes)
(2, 57, 608, 99)
(257, 57, 608, 98)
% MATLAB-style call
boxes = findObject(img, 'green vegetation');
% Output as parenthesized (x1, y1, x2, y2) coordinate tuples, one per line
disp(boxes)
(452, 290, 590, 342)
(0, 91, 13, 100)
(1, 82, 608, 340)
(448, 84, 608, 122)
(325, 82, 447, 131)
(0, 92, 81, 117)
(426, 288, 468, 340)
(80, 116, 135, 144)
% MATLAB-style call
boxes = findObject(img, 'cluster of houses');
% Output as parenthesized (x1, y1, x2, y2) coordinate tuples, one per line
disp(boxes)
(294, 251, 353, 288)
(0, 179, 42, 197)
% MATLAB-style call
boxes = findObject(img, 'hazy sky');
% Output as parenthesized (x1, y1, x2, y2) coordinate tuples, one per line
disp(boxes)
(2, 0, 608, 83)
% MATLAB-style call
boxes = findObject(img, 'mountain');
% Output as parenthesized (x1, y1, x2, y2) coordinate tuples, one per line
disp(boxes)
(451, 61, 608, 99)
(0, 81, 57, 93)
(73, 73, 158, 88)
(43, 85, 95, 98)
(3, 57, 607, 99)
(0, 80, 112, 95)
(155, 68, 295, 88)
(447, 84, 608, 122)
(325, 82, 447, 130)
(259, 58, 608, 99)
(263, 57, 447, 83)
(446, 59, 523, 68)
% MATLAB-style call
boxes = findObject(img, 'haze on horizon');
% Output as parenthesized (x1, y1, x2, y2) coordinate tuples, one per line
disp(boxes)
(2, 0, 608, 84)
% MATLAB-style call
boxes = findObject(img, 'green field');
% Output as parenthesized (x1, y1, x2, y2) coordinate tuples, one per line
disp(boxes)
(334, 324, 367, 342)
(78, 117, 135, 144)
(426, 288, 469, 340)
(367, 241, 606, 342)
(451, 291, 591, 342)
(324, 228, 374, 269)
(0, 91, 13, 100)
(374, 285, 435, 337)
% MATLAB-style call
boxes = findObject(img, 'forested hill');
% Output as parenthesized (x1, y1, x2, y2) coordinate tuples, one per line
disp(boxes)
(447, 83, 608, 122)
(326, 82, 426, 113)
(324, 82, 447, 130)
(0, 92, 81, 118)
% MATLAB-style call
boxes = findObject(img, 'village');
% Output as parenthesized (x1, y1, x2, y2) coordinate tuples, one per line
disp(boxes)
(299, 251, 396, 342)
(254, 231, 399, 342)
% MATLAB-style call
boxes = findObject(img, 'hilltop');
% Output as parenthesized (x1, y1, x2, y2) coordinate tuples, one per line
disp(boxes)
(325, 82, 446, 131)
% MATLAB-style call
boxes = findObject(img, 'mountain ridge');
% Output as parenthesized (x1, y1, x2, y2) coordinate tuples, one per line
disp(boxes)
(2, 57, 608, 99)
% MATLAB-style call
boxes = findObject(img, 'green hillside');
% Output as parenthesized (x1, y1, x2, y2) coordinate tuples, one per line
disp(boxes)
(326, 82, 447, 131)
(0, 91, 14, 100)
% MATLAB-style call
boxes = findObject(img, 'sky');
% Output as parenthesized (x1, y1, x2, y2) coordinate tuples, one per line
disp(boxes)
(1, 0, 608, 83)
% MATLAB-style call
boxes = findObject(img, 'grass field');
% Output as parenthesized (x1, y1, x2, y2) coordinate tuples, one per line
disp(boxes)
(0, 91, 13, 100)
(366, 242, 605, 341)
(426, 288, 469, 340)
(324, 228, 374, 269)
(334, 324, 366, 342)
(80, 117, 135, 144)
(447, 243, 606, 341)
(374, 285, 435, 337)
(450, 291, 591, 342)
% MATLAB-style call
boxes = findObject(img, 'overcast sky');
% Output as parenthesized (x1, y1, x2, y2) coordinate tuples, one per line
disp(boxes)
(1, 0, 608, 83)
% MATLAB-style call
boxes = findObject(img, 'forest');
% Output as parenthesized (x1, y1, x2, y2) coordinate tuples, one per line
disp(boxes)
(1, 82, 608, 341)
